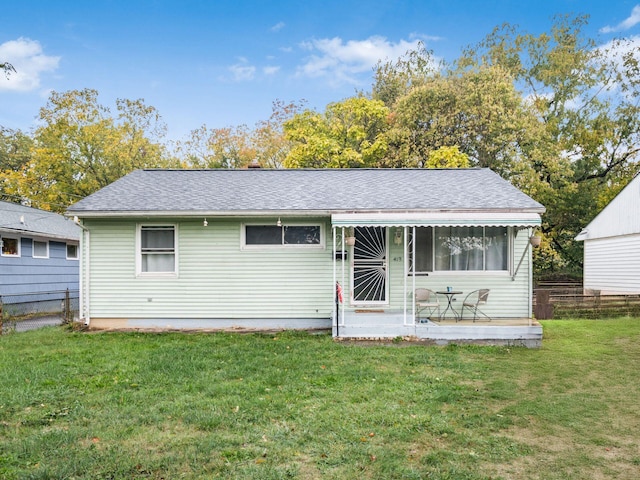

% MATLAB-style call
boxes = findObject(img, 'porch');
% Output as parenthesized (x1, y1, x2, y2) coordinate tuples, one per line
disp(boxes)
(332, 311, 543, 347)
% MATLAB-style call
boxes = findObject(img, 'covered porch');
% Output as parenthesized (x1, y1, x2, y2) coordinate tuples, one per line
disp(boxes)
(330, 211, 543, 347)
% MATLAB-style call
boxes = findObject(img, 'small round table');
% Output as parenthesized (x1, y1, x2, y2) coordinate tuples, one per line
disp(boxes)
(436, 290, 463, 320)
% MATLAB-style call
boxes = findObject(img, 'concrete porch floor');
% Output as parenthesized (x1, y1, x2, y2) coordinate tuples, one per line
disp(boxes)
(333, 311, 543, 347)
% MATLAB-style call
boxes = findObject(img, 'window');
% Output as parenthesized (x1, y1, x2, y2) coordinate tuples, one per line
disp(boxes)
(138, 225, 176, 274)
(244, 225, 322, 247)
(1, 237, 20, 257)
(67, 244, 79, 260)
(33, 240, 49, 258)
(411, 226, 509, 273)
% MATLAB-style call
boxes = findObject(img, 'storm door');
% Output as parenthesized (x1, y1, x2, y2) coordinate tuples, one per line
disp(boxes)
(352, 226, 388, 304)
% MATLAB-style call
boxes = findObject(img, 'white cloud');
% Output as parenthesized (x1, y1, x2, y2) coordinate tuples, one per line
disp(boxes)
(600, 5, 640, 33)
(270, 21, 285, 33)
(0, 37, 60, 92)
(263, 66, 280, 75)
(296, 36, 426, 86)
(228, 59, 256, 81)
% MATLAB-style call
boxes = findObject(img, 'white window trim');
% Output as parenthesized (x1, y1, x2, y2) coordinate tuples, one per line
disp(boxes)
(241, 222, 325, 250)
(32, 239, 50, 259)
(409, 226, 513, 275)
(136, 223, 179, 277)
(1, 236, 21, 257)
(66, 243, 79, 260)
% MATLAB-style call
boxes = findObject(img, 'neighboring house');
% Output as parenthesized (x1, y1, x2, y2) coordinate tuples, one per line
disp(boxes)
(67, 168, 545, 346)
(0, 201, 81, 309)
(576, 173, 640, 294)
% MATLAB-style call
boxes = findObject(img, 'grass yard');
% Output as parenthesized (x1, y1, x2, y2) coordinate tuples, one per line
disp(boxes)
(0, 320, 638, 479)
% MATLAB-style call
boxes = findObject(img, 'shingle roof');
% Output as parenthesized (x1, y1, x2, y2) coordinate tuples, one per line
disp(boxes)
(0, 201, 80, 240)
(67, 168, 544, 216)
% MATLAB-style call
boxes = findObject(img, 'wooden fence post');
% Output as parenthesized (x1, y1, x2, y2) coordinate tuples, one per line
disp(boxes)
(64, 289, 71, 324)
(534, 290, 553, 320)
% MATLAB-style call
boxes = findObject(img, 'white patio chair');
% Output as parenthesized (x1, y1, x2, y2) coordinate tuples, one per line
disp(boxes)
(461, 289, 491, 322)
(415, 288, 441, 323)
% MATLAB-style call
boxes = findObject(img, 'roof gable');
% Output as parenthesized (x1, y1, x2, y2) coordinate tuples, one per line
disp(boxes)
(576, 173, 640, 241)
(67, 168, 544, 217)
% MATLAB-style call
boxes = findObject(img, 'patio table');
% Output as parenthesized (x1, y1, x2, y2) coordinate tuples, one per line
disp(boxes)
(436, 290, 463, 320)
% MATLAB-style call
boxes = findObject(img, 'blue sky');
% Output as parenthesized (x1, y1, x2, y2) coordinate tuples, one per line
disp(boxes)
(2, 1, 640, 142)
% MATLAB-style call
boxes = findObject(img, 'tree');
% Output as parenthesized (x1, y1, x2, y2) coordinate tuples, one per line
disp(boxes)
(0, 128, 33, 201)
(1, 62, 15, 78)
(458, 14, 640, 275)
(283, 97, 390, 168)
(425, 146, 470, 168)
(3, 89, 172, 212)
(384, 65, 546, 173)
(176, 100, 305, 169)
(176, 124, 255, 169)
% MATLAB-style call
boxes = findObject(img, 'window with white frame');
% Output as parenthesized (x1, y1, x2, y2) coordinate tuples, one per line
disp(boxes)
(66, 243, 79, 260)
(32, 240, 49, 258)
(411, 226, 509, 273)
(244, 224, 322, 247)
(1, 236, 20, 257)
(138, 225, 176, 274)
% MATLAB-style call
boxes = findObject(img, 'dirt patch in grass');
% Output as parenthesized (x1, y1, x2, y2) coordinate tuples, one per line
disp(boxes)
(490, 422, 639, 480)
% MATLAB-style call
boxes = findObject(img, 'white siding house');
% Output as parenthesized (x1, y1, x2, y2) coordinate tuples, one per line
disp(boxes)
(576, 173, 640, 294)
(67, 168, 545, 346)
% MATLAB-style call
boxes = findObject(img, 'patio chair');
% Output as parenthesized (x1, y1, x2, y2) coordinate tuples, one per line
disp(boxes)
(414, 288, 441, 323)
(461, 289, 491, 322)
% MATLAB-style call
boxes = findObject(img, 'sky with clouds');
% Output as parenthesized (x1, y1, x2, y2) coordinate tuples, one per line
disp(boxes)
(2, 1, 640, 142)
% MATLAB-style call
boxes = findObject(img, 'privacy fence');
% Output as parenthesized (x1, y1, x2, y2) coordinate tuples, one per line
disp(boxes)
(0, 289, 79, 334)
(534, 281, 640, 319)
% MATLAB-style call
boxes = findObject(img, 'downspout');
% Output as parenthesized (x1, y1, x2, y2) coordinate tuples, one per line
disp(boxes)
(74, 218, 91, 326)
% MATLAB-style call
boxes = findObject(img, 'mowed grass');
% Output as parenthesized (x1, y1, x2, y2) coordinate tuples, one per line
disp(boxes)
(0, 320, 638, 479)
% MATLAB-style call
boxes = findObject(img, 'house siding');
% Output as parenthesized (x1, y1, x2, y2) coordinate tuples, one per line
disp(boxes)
(85, 218, 335, 323)
(583, 234, 640, 294)
(0, 237, 79, 299)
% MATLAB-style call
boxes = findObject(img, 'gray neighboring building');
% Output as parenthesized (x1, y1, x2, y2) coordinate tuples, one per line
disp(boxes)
(68, 168, 545, 346)
(0, 201, 80, 302)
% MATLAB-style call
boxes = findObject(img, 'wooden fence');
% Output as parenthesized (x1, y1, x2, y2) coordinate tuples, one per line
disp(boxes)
(533, 281, 640, 319)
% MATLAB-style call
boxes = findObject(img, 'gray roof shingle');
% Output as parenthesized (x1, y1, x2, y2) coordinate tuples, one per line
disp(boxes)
(67, 168, 544, 216)
(0, 201, 80, 240)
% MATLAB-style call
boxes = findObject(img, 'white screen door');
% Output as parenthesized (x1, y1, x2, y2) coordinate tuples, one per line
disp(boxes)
(352, 226, 388, 304)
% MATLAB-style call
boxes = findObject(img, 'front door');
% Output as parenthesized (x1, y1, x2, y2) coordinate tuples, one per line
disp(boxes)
(352, 226, 388, 304)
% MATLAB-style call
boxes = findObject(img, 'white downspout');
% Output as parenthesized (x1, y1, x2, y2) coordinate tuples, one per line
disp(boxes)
(75, 219, 91, 326)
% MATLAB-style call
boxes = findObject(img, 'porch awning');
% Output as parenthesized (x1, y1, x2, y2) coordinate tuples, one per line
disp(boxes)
(331, 211, 542, 228)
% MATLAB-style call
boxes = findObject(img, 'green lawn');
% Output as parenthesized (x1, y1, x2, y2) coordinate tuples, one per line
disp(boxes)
(0, 320, 638, 479)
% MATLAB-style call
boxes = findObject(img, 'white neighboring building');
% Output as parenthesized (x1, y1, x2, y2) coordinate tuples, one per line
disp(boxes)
(576, 173, 640, 294)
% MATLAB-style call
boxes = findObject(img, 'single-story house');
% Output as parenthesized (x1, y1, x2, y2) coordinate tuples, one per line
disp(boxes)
(0, 200, 81, 311)
(575, 173, 640, 294)
(67, 168, 545, 346)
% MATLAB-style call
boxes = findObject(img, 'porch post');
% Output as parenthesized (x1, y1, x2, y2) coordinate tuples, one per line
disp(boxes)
(411, 226, 416, 323)
(341, 226, 346, 327)
(403, 226, 408, 325)
(332, 226, 337, 336)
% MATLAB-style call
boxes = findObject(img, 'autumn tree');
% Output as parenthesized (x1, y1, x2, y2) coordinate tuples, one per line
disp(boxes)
(0, 127, 33, 201)
(3, 88, 172, 212)
(176, 100, 305, 169)
(458, 14, 640, 275)
(283, 97, 390, 168)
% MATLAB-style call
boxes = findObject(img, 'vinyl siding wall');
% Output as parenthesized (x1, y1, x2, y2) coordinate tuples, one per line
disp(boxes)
(85, 217, 335, 320)
(583, 234, 640, 294)
(0, 237, 79, 297)
(84, 220, 534, 324)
